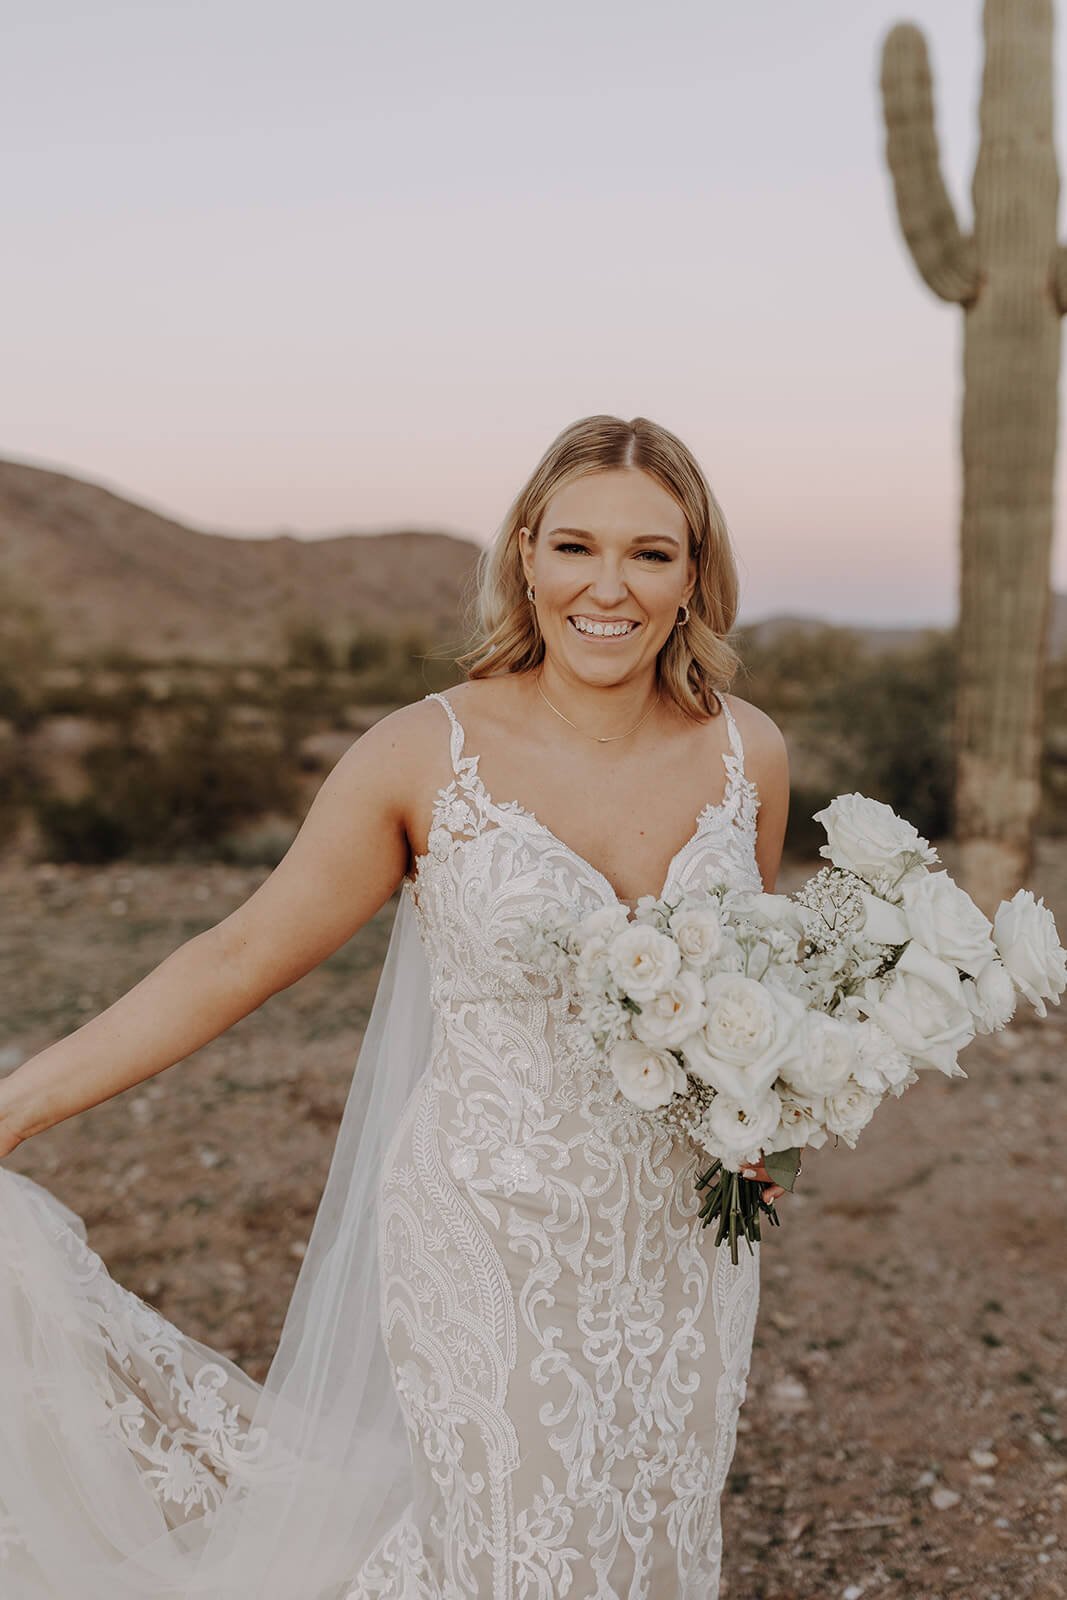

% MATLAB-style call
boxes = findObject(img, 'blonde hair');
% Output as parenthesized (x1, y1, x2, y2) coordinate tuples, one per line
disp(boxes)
(455, 414, 744, 720)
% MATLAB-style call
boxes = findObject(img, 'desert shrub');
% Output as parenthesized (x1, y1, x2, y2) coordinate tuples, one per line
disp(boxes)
(735, 623, 957, 853)
(284, 619, 336, 672)
(32, 707, 301, 863)
(345, 627, 391, 672)
(0, 575, 56, 730)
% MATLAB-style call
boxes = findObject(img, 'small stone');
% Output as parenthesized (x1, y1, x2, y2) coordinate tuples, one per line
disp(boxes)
(769, 1376, 809, 1412)
(969, 1448, 998, 1469)
(931, 1487, 961, 1510)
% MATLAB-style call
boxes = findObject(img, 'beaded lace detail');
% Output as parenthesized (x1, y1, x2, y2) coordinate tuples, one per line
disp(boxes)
(348, 688, 765, 1599)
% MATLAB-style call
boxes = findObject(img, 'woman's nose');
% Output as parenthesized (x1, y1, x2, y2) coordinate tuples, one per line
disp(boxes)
(587, 565, 628, 601)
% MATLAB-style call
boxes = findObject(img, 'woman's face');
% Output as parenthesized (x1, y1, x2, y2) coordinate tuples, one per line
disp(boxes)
(519, 468, 696, 686)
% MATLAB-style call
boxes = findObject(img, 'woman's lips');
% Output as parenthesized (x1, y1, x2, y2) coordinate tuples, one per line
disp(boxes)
(567, 616, 642, 640)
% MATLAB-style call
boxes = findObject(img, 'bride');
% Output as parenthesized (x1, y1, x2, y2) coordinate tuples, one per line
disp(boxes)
(0, 413, 791, 1599)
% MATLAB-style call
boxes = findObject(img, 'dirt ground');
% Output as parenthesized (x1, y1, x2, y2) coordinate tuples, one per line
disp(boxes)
(1, 838, 1064, 1600)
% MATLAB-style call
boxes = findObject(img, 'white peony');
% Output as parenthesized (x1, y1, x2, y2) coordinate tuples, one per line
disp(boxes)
(993, 888, 1067, 1019)
(700, 1088, 783, 1171)
(681, 974, 809, 1109)
(900, 870, 998, 976)
(608, 1039, 688, 1110)
(822, 1078, 882, 1148)
(606, 924, 682, 1002)
(960, 959, 1018, 1034)
(667, 902, 725, 969)
(850, 1020, 913, 1095)
(814, 793, 939, 884)
(858, 967, 974, 1078)
(778, 1012, 859, 1098)
(632, 969, 708, 1049)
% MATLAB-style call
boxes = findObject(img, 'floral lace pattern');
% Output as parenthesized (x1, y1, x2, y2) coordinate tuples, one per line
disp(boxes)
(347, 688, 764, 1599)
(0, 1172, 271, 1562)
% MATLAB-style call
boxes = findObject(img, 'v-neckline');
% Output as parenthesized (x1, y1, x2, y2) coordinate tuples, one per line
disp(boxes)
(419, 688, 745, 916)
(469, 762, 739, 914)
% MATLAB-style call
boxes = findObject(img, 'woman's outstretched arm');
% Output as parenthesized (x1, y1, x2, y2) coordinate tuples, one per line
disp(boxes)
(0, 702, 426, 1157)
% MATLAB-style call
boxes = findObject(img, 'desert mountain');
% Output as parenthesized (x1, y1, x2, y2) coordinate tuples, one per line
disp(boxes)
(0, 458, 483, 662)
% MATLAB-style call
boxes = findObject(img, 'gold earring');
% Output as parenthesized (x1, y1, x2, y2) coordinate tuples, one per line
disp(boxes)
(677, 603, 690, 625)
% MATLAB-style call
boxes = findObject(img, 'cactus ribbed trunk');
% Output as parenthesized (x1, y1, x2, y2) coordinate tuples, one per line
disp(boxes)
(880, 0, 1062, 916)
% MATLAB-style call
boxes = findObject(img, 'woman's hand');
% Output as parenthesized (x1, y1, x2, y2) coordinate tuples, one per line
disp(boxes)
(0, 1084, 26, 1160)
(739, 1150, 801, 1206)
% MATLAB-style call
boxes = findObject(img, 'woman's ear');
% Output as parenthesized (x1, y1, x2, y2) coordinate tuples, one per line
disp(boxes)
(518, 525, 534, 586)
(684, 549, 697, 608)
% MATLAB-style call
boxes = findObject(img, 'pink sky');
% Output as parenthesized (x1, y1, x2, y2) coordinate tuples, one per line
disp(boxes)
(3, 0, 1067, 627)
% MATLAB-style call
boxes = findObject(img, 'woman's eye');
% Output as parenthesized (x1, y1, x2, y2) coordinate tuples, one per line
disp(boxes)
(554, 543, 670, 562)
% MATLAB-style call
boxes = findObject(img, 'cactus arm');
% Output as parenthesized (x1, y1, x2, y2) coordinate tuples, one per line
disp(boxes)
(879, 22, 981, 306)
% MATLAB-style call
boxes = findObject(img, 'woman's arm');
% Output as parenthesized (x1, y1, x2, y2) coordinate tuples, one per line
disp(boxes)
(743, 704, 790, 896)
(0, 702, 425, 1156)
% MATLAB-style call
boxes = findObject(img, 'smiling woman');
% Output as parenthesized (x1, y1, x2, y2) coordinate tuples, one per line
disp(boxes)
(0, 412, 790, 1600)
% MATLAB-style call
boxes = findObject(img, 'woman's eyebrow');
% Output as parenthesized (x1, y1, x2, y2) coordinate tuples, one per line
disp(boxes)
(546, 527, 682, 550)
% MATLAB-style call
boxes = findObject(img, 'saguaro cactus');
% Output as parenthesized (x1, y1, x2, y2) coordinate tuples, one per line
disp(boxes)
(879, 1, 1061, 914)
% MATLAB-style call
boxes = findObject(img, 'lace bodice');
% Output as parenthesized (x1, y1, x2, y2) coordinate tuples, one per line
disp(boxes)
(409, 685, 763, 926)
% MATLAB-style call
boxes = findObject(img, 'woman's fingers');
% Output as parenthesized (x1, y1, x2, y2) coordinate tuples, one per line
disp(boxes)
(739, 1159, 785, 1204)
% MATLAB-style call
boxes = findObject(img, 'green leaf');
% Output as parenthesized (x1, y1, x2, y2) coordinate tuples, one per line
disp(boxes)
(762, 1146, 803, 1192)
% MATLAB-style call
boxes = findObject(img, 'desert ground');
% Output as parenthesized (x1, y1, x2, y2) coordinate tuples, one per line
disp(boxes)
(1, 839, 1064, 1600)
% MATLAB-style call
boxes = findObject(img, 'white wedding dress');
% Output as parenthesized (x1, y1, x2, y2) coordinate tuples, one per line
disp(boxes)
(0, 687, 764, 1600)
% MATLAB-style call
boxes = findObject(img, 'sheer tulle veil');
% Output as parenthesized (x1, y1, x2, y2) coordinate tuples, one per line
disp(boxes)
(0, 879, 435, 1599)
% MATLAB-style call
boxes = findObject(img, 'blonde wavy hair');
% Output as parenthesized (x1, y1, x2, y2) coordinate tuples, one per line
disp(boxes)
(455, 414, 744, 721)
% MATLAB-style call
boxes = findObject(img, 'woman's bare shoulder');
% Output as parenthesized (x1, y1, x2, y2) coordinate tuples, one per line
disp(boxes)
(720, 689, 789, 784)
(357, 677, 518, 779)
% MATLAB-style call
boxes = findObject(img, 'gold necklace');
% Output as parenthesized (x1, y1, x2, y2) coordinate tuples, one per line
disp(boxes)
(534, 672, 661, 743)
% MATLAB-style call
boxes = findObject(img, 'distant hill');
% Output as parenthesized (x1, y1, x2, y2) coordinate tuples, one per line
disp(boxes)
(1, 456, 1064, 663)
(0, 459, 483, 662)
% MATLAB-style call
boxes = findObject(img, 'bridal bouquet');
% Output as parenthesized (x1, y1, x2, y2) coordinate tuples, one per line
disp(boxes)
(518, 794, 1067, 1264)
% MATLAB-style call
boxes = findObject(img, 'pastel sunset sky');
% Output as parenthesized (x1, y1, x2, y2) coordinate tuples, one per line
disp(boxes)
(4, 0, 1067, 627)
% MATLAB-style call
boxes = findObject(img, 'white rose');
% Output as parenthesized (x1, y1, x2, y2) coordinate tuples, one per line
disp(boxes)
(764, 1089, 829, 1152)
(850, 1020, 913, 1095)
(608, 1039, 688, 1110)
(700, 1089, 783, 1171)
(961, 959, 1018, 1034)
(814, 793, 939, 884)
(681, 974, 809, 1109)
(667, 903, 725, 969)
(858, 969, 974, 1078)
(900, 871, 998, 976)
(606, 924, 682, 1003)
(993, 888, 1067, 1020)
(778, 1013, 859, 1098)
(632, 969, 708, 1049)
(822, 1078, 882, 1148)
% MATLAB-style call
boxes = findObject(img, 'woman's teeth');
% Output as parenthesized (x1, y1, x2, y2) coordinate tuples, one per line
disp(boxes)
(568, 616, 640, 639)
